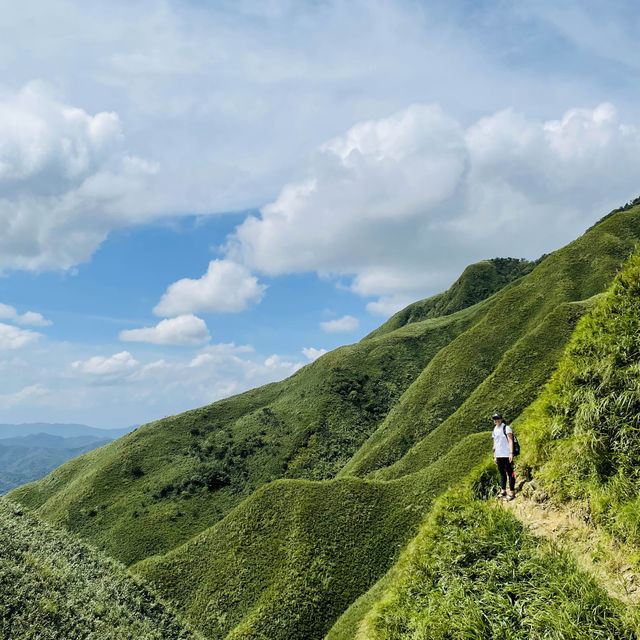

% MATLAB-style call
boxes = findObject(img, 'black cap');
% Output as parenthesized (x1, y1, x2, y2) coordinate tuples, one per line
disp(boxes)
(492, 412, 503, 420)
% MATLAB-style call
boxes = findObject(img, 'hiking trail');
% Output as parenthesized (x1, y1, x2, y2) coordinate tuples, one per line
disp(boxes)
(504, 486, 640, 606)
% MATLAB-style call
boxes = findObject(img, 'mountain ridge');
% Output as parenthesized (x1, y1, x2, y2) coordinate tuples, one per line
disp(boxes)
(7, 200, 640, 639)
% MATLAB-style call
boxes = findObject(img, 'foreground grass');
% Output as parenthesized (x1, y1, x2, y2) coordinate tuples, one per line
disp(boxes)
(0, 500, 201, 640)
(517, 250, 640, 548)
(358, 488, 637, 640)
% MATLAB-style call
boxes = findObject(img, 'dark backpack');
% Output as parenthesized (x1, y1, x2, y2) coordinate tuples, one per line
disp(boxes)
(503, 424, 520, 456)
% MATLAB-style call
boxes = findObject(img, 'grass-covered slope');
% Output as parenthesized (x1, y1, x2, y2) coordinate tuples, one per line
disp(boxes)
(0, 500, 201, 640)
(517, 250, 640, 545)
(8, 201, 640, 639)
(366, 257, 537, 339)
(356, 488, 637, 640)
(9, 303, 486, 565)
(133, 433, 490, 640)
(346, 204, 640, 479)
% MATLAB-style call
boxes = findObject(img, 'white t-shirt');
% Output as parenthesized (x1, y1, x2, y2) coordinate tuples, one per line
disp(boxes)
(492, 423, 513, 458)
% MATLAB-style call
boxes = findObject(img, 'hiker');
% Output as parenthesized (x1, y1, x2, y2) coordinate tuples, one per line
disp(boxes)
(492, 412, 515, 500)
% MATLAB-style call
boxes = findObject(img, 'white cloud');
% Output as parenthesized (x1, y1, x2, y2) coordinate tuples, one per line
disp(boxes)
(119, 315, 211, 346)
(264, 354, 302, 374)
(0, 303, 51, 326)
(0, 322, 41, 349)
(153, 260, 267, 316)
(366, 296, 414, 318)
(227, 102, 640, 310)
(72, 351, 139, 377)
(320, 315, 360, 333)
(0, 384, 49, 409)
(302, 347, 328, 361)
(0, 81, 156, 271)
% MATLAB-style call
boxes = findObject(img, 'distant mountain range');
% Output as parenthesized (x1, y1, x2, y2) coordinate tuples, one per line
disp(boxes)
(0, 423, 137, 494)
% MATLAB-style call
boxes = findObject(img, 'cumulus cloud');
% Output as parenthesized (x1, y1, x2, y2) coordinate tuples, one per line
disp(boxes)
(320, 315, 359, 333)
(0, 384, 49, 409)
(71, 351, 139, 377)
(0, 303, 51, 326)
(119, 315, 211, 346)
(153, 259, 267, 316)
(302, 347, 328, 361)
(225, 102, 640, 314)
(0, 81, 156, 271)
(0, 323, 41, 349)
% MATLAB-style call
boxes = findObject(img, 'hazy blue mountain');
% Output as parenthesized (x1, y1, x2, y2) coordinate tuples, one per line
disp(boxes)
(0, 423, 136, 439)
(0, 423, 137, 494)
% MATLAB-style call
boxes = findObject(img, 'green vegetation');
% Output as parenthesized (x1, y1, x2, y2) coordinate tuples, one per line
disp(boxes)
(344, 203, 640, 479)
(366, 257, 538, 339)
(133, 433, 489, 640)
(517, 250, 640, 547)
(7, 201, 640, 639)
(9, 294, 489, 565)
(357, 487, 637, 640)
(0, 500, 201, 640)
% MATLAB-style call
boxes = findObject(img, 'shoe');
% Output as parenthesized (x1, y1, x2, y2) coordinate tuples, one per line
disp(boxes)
(496, 492, 507, 499)
(504, 494, 515, 501)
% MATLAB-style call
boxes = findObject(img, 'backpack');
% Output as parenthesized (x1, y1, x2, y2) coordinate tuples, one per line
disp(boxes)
(503, 424, 520, 456)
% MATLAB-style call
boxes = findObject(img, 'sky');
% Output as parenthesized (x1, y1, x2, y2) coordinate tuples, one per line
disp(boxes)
(1, 0, 640, 427)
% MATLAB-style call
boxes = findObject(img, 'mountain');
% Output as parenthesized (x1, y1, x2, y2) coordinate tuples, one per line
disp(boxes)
(0, 422, 135, 439)
(0, 424, 137, 494)
(8, 201, 640, 639)
(351, 233, 640, 640)
(0, 438, 112, 494)
(0, 499, 202, 639)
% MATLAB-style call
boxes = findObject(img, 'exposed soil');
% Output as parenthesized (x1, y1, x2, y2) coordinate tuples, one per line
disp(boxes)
(503, 487, 640, 606)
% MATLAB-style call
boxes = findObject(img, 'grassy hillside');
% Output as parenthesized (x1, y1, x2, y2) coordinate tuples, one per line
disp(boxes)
(366, 257, 538, 339)
(9, 296, 491, 565)
(516, 250, 640, 545)
(356, 487, 637, 640)
(347, 204, 640, 479)
(133, 433, 489, 640)
(7, 201, 640, 639)
(0, 500, 201, 640)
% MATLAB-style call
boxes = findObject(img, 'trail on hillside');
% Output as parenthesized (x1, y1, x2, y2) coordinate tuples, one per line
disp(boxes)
(504, 489, 640, 606)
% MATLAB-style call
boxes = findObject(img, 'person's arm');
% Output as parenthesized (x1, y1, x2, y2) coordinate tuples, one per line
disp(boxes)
(507, 433, 514, 462)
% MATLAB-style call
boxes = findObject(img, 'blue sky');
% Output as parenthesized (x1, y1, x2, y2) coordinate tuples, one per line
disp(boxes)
(1, 0, 640, 427)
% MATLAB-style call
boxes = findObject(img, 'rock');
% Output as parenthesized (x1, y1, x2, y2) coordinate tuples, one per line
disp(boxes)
(532, 489, 549, 503)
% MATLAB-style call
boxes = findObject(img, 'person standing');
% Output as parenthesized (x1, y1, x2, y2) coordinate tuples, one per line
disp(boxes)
(492, 412, 515, 500)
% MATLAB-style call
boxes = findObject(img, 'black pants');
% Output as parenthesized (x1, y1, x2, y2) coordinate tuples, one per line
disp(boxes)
(496, 457, 515, 492)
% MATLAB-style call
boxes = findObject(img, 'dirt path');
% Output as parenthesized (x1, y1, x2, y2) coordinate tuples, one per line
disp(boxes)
(504, 490, 640, 606)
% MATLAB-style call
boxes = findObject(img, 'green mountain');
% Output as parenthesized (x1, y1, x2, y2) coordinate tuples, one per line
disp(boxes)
(7, 201, 640, 639)
(0, 500, 201, 639)
(351, 230, 640, 640)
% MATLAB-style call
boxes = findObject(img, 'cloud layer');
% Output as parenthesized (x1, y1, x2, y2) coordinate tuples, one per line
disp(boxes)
(320, 315, 360, 333)
(120, 315, 211, 346)
(0, 303, 51, 326)
(0, 82, 156, 271)
(228, 102, 640, 310)
(0, 323, 41, 349)
(154, 260, 266, 316)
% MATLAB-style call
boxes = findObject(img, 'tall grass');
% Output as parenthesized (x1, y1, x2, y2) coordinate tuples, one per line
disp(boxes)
(358, 488, 637, 640)
(0, 500, 201, 640)
(518, 251, 640, 545)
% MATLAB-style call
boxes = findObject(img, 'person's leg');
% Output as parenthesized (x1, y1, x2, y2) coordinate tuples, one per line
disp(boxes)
(506, 459, 516, 497)
(496, 458, 507, 495)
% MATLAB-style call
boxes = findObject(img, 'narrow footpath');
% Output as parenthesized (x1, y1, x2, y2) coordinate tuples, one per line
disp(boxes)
(503, 488, 640, 606)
